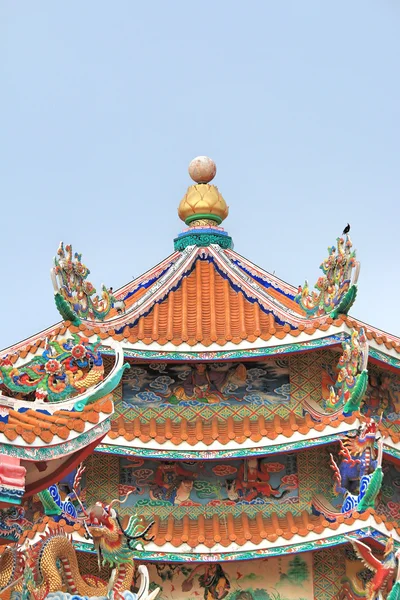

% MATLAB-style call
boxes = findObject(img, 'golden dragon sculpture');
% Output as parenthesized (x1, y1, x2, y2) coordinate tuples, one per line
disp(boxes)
(0, 476, 158, 600)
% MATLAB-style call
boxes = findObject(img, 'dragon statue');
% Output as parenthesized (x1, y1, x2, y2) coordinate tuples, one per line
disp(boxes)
(0, 507, 30, 543)
(326, 328, 369, 415)
(0, 466, 159, 600)
(295, 233, 359, 318)
(0, 333, 104, 403)
(330, 420, 383, 514)
(51, 242, 123, 323)
(38, 484, 79, 524)
(347, 536, 400, 600)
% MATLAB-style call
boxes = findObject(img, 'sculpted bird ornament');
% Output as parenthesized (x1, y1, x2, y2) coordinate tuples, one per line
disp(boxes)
(347, 536, 400, 600)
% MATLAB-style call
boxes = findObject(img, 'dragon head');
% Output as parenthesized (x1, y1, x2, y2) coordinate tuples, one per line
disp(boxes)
(84, 494, 153, 569)
(85, 501, 125, 568)
(357, 418, 378, 445)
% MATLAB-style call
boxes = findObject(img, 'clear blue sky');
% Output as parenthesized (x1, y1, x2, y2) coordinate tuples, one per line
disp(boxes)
(1, 1, 399, 349)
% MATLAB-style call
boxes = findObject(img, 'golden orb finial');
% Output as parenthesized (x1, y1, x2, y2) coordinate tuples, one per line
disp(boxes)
(178, 156, 229, 226)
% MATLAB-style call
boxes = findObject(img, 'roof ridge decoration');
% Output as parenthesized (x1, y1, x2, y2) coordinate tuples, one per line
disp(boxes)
(304, 328, 369, 419)
(209, 246, 303, 322)
(0, 333, 129, 410)
(295, 233, 360, 318)
(329, 328, 369, 416)
(52, 242, 125, 323)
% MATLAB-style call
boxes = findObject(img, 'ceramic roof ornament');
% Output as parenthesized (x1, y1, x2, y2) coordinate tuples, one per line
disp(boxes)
(178, 156, 229, 226)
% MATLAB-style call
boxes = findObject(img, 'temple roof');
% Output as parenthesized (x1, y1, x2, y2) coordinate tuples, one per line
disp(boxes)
(2, 156, 400, 362)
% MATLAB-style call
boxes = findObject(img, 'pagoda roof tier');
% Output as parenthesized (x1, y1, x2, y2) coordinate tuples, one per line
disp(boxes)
(0, 394, 113, 449)
(19, 509, 400, 562)
(2, 156, 400, 365)
(97, 413, 400, 460)
(106, 411, 358, 449)
(52, 245, 354, 343)
(2, 312, 400, 371)
(0, 394, 113, 502)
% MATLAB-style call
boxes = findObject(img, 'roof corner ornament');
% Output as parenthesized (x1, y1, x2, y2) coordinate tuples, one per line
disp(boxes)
(295, 232, 360, 318)
(312, 419, 383, 523)
(346, 536, 400, 600)
(330, 421, 383, 514)
(1, 467, 160, 600)
(327, 328, 369, 416)
(51, 242, 124, 323)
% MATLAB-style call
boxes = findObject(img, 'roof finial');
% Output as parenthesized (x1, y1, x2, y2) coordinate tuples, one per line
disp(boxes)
(188, 156, 217, 184)
(178, 156, 228, 227)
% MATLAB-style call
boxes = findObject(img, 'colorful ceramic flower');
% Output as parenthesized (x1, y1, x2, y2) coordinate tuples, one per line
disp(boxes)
(45, 359, 62, 375)
(71, 344, 86, 360)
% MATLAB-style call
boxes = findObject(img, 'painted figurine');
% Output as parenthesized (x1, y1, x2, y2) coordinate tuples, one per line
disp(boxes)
(235, 458, 287, 501)
(174, 363, 247, 403)
(348, 536, 400, 600)
(181, 564, 230, 600)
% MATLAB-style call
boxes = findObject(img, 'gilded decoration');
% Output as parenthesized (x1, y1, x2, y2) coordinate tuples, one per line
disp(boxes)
(295, 233, 359, 317)
(178, 184, 229, 225)
(0, 466, 160, 600)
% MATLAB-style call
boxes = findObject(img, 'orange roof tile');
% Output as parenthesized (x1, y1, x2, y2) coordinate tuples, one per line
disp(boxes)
(108, 411, 358, 446)
(0, 396, 113, 445)
(4, 248, 400, 359)
(126, 260, 286, 346)
(18, 508, 395, 550)
(81, 260, 347, 347)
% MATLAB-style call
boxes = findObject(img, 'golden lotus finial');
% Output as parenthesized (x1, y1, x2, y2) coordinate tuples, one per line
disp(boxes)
(178, 156, 229, 226)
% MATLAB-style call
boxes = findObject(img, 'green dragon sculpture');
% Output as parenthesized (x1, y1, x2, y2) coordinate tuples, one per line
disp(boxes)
(326, 328, 368, 415)
(51, 242, 120, 322)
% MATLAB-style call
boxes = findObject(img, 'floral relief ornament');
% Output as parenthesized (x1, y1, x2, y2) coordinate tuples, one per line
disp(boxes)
(0, 333, 104, 402)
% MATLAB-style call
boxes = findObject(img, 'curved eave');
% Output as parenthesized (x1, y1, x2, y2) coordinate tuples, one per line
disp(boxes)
(0, 395, 113, 458)
(23, 436, 104, 498)
(21, 511, 400, 563)
(98, 415, 400, 460)
(106, 323, 400, 366)
(7, 323, 400, 372)
(101, 414, 358, 459)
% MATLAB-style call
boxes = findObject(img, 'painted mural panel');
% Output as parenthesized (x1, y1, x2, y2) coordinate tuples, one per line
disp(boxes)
(122, 360, 290, 407)
(119, 456, 298, 507)
(145, 555, 313, 600)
